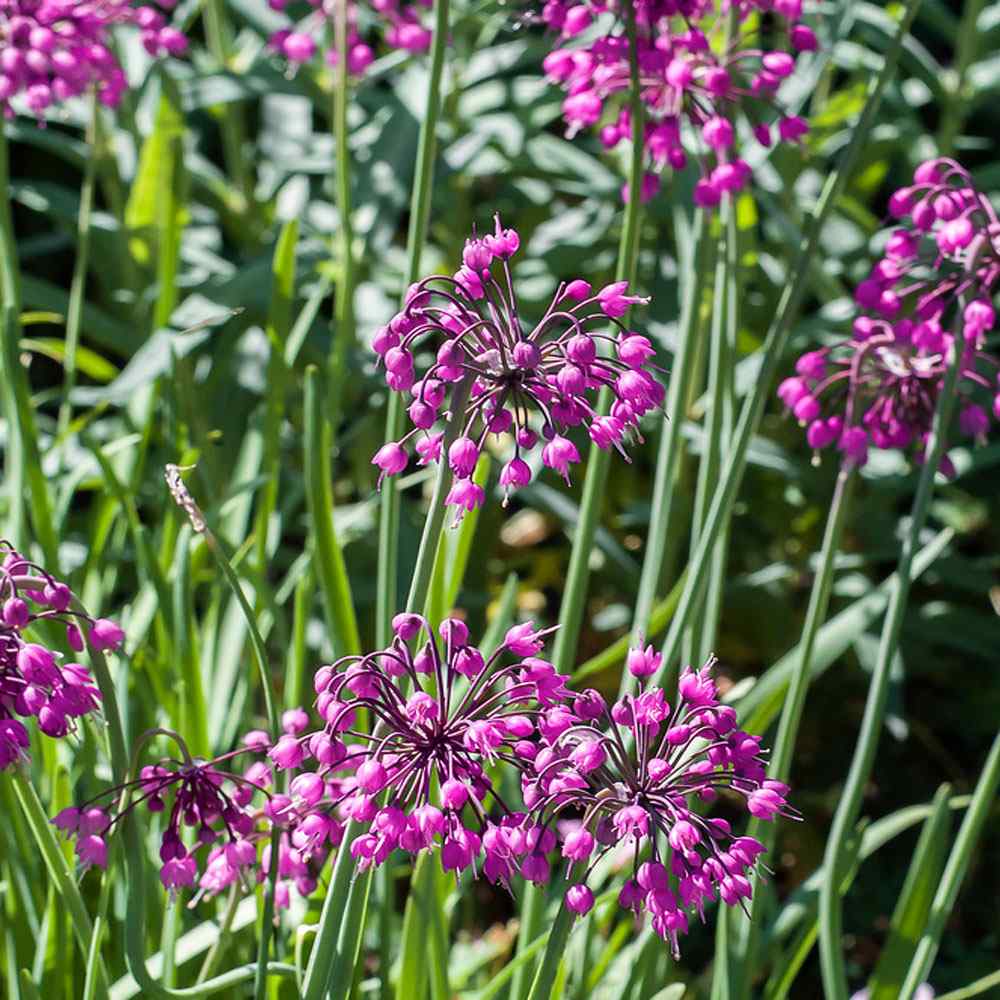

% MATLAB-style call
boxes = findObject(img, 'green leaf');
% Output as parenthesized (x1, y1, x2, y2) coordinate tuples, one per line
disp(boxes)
(866, 783, 953, 1000)
(303, 366, 361, 658)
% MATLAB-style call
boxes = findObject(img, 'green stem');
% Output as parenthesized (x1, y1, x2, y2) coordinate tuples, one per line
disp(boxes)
(698, 201, 739, 662)
(625, 209, 708, 674)
(316, 377, 470, 1000)
(376, 0, 451, 649)
(937, 0, 986, 156)
(57, 93, 99, 455)
(202, 0, 254, 214)
(734, 463, 855, 994)
(523, 875, 579, 1000)
(551, 0, 645, 675)
(900, 729, 1000, 997)
(684, 211, 728, 660)
(645, 0, 921, 695)
(6, 771, 106, 992)
(818, 319, 964, 1000)
(0, 128, 58, 566)
(328, 0, 356, 423)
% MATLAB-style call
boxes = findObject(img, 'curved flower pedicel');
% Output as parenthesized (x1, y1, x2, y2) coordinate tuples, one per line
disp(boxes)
(523, 652, 796, 956)
(779, 158, 1000, 470)
(372, 215, 661, 515)
(267, 0, 431, 75)
(0, 1, 187, 119)
(272, 615, 565, 882)
(1, 543, 122, 770)
(540, 0, 817, 206)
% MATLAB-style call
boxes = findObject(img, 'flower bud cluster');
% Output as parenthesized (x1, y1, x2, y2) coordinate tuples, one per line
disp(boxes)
(780, 158, 1000, 470)
(372, 214, 661, 517)
(539, 0, 816, 206)
(0, 1, 187, 118)
(266, 0, 431, 76)
(1, 543, 122, 770)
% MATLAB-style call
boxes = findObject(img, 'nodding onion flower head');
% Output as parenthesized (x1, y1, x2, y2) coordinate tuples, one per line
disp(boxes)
(266, 0, 432, 76)
(522, 655, 797, 956)
(372, 214, 661, 517)
(539, 0, 816, 207)
(0, 1, 188, 119)
(280, 614, 566, 882)
(52, 719, 338, 909)
(779, 158, 1000, 472)
(0, 543, 121, 770)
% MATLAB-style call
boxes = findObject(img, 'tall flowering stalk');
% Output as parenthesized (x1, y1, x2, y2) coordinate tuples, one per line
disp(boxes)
(540, 0, 816, 206)
(732, 157, 1000, 992)
(523, 652, 796, 998)
(816, 158, 997, 1000)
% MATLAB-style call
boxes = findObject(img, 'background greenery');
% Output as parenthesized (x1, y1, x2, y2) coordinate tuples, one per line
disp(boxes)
(2, 0, 999, 996)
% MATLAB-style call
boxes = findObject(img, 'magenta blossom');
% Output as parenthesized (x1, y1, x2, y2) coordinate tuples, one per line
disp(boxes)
(540, 0, 816, 207)
(522, 654, 796, 957)
(1, 543, 120, 768)
(52, 736, 287, 895)
(0, 1, 187, 119)
(779, 158, 1000, 470)
(372, 215, 660, 516)
(283, 614, 565, 882)
(266, 0, 431, 76)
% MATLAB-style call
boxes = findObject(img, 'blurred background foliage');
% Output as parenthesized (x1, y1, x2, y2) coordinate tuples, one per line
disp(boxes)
(2, 0, 1000, 995)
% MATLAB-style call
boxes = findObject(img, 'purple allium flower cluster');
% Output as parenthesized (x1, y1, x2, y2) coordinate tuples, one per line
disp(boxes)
(266, 0, 431, 76)
(540, 0, 816, 207)
(1, 544, 122, 770)
(372, 215, 661, 516)
(54, 713, 343, 907)
(274, 615, 565, 881)
(779, 158, 1000, 470)
(521, 655, 795, 956)
(0, 1, 187, 118)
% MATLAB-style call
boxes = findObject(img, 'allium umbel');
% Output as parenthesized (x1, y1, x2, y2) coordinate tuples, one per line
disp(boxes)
(0, 1, 187, 118)
(266, 0, 431, 76)
(780, 158, 1000, 470)
(523, 656, 796, 956)
(540, 0, 816, 206)
(284, 615, 565, 881)
(373, 215, 661, 515)
(1, 543, 121, 770)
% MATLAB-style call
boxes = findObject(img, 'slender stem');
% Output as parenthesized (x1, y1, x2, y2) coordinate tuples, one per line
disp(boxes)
(524, 865, 582, 1000)
(0, 126, 58, 566)
(900, 729, 1000, 997)
(937, 0, 986, 156)
(6, 771, 107, 993)
(551, 0, 645, 675)
(57, 93, 98, 455)
(202, 0, 254, 214)
(625, 209, 708, 673)
(684, 211, 728, 660)
(734, 464, 855, 994)
(327, 0, 356, 423)
(698, 200, 739, 662)
(376, 0, 452, 649)
(818, 320, 964, 1000)
(645, 0, 921, 695)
